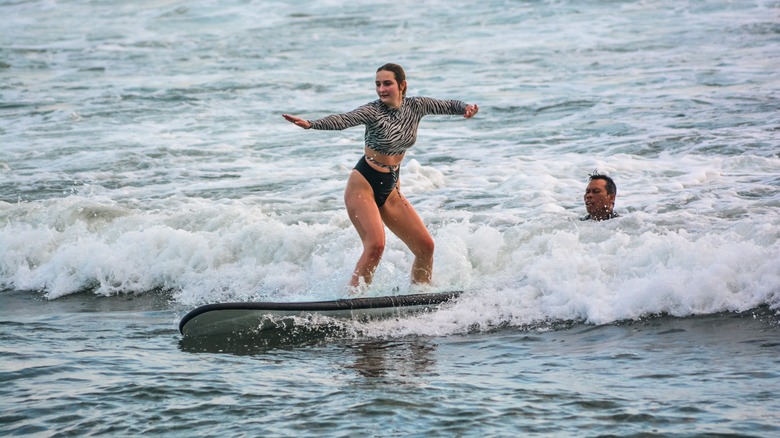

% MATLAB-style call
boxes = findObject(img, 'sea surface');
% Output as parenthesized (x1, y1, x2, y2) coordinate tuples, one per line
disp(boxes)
(2, 0, 779, 436)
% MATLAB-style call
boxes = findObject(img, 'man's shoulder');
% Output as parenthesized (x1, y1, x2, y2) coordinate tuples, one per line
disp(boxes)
(580, 212, 620, 221)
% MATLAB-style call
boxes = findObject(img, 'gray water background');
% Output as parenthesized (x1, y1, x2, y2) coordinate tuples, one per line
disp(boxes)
(2, 0, 779, 435)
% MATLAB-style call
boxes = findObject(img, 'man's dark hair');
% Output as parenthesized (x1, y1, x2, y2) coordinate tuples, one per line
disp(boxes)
(589, 170, 617, 196)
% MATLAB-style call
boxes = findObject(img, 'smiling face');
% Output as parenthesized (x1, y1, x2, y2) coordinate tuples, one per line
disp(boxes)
(584, 178, 616, 220)
(375, 69, 405, 109)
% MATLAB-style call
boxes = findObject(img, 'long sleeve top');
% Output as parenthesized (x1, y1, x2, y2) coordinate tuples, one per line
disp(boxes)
(308, 97, 467, 155)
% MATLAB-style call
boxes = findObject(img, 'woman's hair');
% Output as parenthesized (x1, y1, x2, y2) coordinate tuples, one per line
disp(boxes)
(377, 63, 407, 97)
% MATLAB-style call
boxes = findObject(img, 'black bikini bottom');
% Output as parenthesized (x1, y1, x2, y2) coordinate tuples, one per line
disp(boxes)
(354, 155, 399, 207)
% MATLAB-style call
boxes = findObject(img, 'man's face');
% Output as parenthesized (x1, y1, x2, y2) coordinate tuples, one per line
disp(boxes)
(584, 179, 615, 219)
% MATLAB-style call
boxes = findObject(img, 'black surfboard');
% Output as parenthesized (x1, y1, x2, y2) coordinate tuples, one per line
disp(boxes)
(179, 290, 463, 337)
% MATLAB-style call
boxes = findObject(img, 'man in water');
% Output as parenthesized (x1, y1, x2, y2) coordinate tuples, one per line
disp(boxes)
(582, 171, 619, 221)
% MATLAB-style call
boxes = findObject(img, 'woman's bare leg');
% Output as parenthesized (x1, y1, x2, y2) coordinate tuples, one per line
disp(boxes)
(380, 185, 435, 284)
(344, 170, 386, 288)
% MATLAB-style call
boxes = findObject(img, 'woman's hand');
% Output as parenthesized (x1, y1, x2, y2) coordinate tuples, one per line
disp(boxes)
(464, 104, 479, 118)
(282, 114, 312, 129)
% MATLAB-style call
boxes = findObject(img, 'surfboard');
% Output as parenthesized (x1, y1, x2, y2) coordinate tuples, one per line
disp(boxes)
(179, 290, 463, 337)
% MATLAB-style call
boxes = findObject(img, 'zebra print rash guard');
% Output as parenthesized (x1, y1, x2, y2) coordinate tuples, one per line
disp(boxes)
(308, 97, 467, 156)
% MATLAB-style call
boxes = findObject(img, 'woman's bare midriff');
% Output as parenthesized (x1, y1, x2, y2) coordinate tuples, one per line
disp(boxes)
(364, 147, 404, 172)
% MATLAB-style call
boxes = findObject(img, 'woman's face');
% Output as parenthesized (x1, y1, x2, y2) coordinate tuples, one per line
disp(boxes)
(375, 70, 405, 108)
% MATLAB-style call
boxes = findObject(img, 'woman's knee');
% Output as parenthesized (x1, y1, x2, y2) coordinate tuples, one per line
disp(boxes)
(363, 238, 386, 259)
(414, 235, 435, 259)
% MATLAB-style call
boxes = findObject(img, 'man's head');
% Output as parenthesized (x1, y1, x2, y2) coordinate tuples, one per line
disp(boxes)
(584, 171, 617, 220)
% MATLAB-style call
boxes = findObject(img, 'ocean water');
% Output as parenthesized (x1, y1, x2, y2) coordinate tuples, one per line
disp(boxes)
(1, 0, 779, 436)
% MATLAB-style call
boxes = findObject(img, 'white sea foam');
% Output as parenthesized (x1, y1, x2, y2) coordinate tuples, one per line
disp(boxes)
(1, 0, 778, 332)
